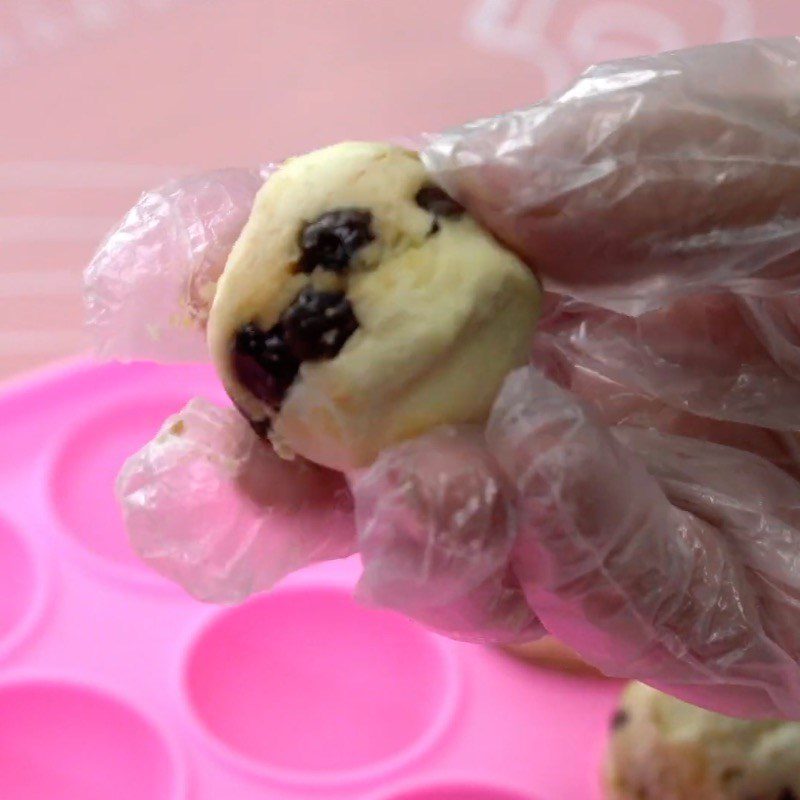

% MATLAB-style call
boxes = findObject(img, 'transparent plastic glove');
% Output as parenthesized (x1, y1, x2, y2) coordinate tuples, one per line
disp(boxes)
(83, 162, 367, 604)
(531, 294, 800, 445)
(353, 367, 800, 719)
(353, 428, 543, 644)
(84, 167, 265, 362)
(425, 36, 800, 315)
(88, 157, 545, 640)
(354, 37, 800, 718)
(117, 397, 354, 602)
(489, 369, 800, 719)
(87, 36, 800, 717)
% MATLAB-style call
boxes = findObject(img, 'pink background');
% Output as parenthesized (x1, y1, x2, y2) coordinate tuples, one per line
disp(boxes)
(1, 0, 797, 379)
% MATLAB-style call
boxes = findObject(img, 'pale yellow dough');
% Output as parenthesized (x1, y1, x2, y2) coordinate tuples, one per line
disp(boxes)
(208, 141, 540, 471)
(605, 682, 800, 800)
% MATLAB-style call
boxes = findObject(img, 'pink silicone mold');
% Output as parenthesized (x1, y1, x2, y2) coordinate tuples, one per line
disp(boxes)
(0, 679, 185, 800)
(0, 515, 48, 662)
(376, 785, 534, 800)
(0, 359, 625, 799)
(49, 394, 196, 586)
(182, 584, 460, 785)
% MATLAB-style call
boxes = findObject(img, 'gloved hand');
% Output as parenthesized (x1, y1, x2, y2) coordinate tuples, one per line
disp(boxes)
(85, 37, 800, 719)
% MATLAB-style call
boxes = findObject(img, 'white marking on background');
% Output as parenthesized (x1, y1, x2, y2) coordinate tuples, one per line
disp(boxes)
(72, 0, 127, 32)
(467, 0, 572, 91)
(713, 0, 756, 41)
(566, 2, 689, 63)
(0, 0, 200, 70)
(465, 0, 755, 92)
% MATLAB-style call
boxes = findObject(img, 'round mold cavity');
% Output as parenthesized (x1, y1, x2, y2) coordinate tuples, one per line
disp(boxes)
(0, 515, 48, 662)
(182, 584, 460, 786)
(377, 787, 534, 800)
(49, 394, 193, 587)
(0, 679, 186, 800)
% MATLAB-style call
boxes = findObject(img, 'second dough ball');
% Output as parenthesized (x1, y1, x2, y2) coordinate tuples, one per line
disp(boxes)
(605, 682, 800, 800)
(208, 141, 540, 471)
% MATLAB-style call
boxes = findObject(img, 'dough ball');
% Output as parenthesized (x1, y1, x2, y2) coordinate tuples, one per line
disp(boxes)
(208, 141, 540, 471)
(605, 682, 800, 800)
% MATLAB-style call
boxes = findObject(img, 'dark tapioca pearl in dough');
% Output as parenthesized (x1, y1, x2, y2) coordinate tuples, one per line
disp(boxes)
(281, 287, 359, 361)
(298, 208, 374, 273)
(415, 184, 464, 218)
(610, 709, 629, 731)
(778, 789, 798, 800)
(232, 322, 300, 408)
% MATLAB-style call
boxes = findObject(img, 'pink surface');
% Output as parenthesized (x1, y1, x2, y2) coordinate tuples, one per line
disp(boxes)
(0, 680, 182, 800)
(0, 357, 624, 798)
(0, 518, 35, 642)
(377, 788, 530, 800)
(1, 0, 798, 379)
(183, 586, 458, 782)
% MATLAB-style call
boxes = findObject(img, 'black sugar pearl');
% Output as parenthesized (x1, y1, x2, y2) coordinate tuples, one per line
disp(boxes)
(232, 322, 300, 409)
(298, 208, 374, 273)
(281, 287, 359, 361)
(415, 184, 464, 219)
(610, 709, 629, 731)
